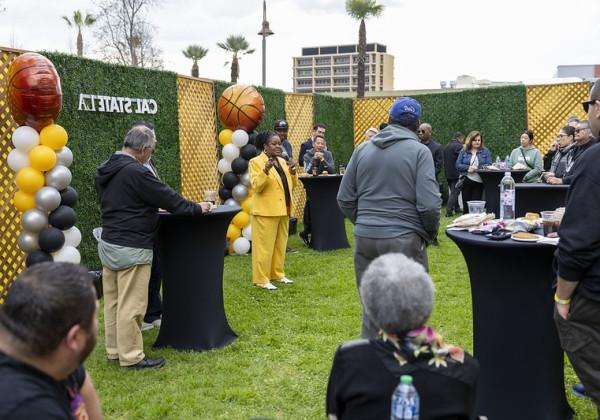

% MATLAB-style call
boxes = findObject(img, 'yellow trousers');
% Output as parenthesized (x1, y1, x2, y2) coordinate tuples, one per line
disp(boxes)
(102, 264, 150, 366)
(251, 215, 289, 284)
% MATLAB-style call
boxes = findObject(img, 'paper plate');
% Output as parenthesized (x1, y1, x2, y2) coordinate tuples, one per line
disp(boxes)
(511, 234, 542, 242)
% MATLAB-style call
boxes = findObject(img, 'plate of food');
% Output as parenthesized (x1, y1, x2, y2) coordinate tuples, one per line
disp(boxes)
(511, 231, 543, 242)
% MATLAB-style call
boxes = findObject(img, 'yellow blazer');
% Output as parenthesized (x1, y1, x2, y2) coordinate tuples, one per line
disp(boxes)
(249, 152, 298, 216)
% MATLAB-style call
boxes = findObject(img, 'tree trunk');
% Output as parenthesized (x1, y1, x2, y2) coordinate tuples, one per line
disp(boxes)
(357, 19, 366, 98)
(77, 29, 83, 57)
(191, 61, 198, 78)
(231, 55, 239, 83)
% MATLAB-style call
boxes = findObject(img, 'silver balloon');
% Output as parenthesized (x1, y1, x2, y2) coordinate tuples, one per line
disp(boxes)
(241, 172, 251, 187)
(17, 231, 40, 253)
(232, 184, 248, 201)
(45, 165, 72, 190)
(224, 198, 238, 206)
(36, 186, 61, 212)
(55, 146, 73, 167)
(21, 208, 48, 232)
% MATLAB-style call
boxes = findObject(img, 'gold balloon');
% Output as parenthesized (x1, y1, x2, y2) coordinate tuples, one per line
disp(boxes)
(218, 129, 233, 146)
(14, 190, 36, 212)
(232, 211, 250, 229)
(226, 223, 241, 241)
(15, 167, 45, 194)
(39, 124, 68, 151)
(241, 198, 252, 214)
(29, 145, 57, 172)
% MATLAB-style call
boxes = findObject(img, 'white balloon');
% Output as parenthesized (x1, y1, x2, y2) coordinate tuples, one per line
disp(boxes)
(55, 146, 73, 167)
(52, 245, 81, 264)
(63, 226, 82, 248)
(7, 149, 30, 172)
(222, 143, 240, 161)
(218, 158, 232, 174)
(233, 237, 251, 255)
(242, 224, 252, 241)
(232, 130, 249, 148)
(12, 126, 39, 152)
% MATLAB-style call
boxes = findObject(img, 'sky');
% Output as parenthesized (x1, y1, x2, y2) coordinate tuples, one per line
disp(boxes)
(1, 0, 600, 92)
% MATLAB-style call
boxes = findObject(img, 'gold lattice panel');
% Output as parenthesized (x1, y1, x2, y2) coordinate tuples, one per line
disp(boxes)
(527, 82, 589, 154)
(284, 94, 314, 219)
(353, 97, 394, 148)
(177, 76, 220, 201)
(0, 48, 24, 302)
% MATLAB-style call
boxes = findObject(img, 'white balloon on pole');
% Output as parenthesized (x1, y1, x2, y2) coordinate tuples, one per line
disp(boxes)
(232, 130, 249, 148)
(55, 146, 74, 167)
(52, 245, 81, 264)
(12, 126, 40, 152)
(222, 143, 240, 161)
(63, 226, 82, 248)
(242, 224, 252, 241)
(45, 165, 72, 190)
(233, 237, 251, 255)
(218, 158, 232, 174)
(7, 149, 30, 172)
(36, 186, 61, 212)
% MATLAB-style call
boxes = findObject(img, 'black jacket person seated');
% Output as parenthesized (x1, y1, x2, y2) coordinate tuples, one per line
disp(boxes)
(326, 253, 480, 420)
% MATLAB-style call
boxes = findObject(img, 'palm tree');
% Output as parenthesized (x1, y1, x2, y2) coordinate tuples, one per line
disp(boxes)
(217, 35, 255, 83)
(182, 45, 208, 77)
(345, 0, 384, 98)
(62, 10, 96, 57)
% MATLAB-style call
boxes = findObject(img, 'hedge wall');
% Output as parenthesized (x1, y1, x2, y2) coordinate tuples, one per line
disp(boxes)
(313, 94, 354, 165)
(42, 52, 180, 269)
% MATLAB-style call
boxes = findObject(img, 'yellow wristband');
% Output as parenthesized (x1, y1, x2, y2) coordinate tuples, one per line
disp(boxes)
(554, 292, 571, 305)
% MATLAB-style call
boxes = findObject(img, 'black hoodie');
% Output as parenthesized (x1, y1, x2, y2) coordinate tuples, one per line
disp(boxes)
(95, 153, 201, 249)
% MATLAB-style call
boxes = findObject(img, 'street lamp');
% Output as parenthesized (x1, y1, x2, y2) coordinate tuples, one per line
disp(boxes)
(257, 0, 274, 87)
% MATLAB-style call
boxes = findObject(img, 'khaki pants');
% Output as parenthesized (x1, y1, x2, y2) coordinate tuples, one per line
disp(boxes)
(251, 215, 288, 284)
(103, 264, 151, 366)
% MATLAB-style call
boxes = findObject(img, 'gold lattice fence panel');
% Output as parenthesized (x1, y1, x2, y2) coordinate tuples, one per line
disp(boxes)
(177, 76, 220, 201)
(353, 97, 394, 148)
(284, 94, 314, 220)
(526, 82, 589, 154)
(0, 48, 24, 303)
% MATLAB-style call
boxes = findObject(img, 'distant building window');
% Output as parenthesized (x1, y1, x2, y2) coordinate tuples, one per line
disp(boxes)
(298, 58, 312, 66)
(297, 69, 312, 77)
(315, 88, 331, 93)
(338, 45, 356, 54)
(376, 44, 386, 53)
(353, 55, 369, 64)
(371, 64, 376, 73)
(315, 78, 331, 86)
(334, 77, 349, 85)
(366, 43, 375, 52)
(334, 67, 350, 75)
(333, 87, 350, 92)
(334, 56, 351, 65)
(296, 88, 313, 93)
(302, 48, 319, 56)
(296, 79, 312, 86)
(315, 57, 331, 66)
(320, 46, 337, 55)
(315, 69, 331, 76)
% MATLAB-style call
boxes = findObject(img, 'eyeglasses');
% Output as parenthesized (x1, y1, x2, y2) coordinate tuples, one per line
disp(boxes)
(417, 130, 425, 133)
(575, 128, 588, 133)
(557, 133, 568, 137)
(582, 99, 598, 113)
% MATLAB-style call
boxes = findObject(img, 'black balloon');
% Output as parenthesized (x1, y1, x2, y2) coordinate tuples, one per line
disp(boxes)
(219, 186, 232, 201)
(222, 172, 239, 189)
(49, 205, 76, 230)
(248, 131, 258, 146)
(60, 186, 78, 207)
(231, 157, 249, 175)
(240, 144, 258, 160)
(38, 227, 65, 253)
(26, 250, 53, 267)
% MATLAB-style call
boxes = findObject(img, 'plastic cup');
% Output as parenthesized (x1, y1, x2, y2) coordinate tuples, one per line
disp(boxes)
(541, 211, 560, 236)
(467, 200, 486, 214)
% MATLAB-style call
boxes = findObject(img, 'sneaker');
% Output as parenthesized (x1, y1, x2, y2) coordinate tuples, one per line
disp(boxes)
(299, 232, 311, 247)
(275, 277, 294, 284)
(123, 357, 166, 369)
(255, 282, 277, 290)
(286, 246, 298, 254)
(141, 322, 154, 331)
(571, 384, 589, 398)
(152, 318, 162, 328)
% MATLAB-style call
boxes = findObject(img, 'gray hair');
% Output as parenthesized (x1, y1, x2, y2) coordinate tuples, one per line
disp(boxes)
(123, 125, 156, 151)
(578, 120, 591, 130)
(360, 253, 435, 334)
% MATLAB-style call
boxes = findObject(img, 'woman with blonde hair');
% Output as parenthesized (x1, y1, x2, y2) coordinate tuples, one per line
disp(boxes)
(455, 131, 491, 213)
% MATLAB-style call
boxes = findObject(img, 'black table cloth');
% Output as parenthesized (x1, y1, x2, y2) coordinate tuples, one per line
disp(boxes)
(154, 206, 238, 351)
(477, 170, 527, 216)
(515, 183, 569, 217)
(446, 229, 572, 420)
(300, 175, 350, 251)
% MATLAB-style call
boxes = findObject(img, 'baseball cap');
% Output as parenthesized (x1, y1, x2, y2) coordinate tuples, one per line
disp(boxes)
(389, 97, 421, 125)
(274, 119, 289, 131)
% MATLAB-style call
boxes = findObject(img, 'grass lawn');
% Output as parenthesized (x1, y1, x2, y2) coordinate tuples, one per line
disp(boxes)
(87, 217, 596, 419)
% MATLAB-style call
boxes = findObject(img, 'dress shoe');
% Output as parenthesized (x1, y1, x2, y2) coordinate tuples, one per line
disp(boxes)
(141, 322, 154, 331)
(276, 277, 294, 284)
(255, 282, 277, 290)
(299, 231, 311, 247)
(124, 357, 165, 369)
(572, 383, 589, 398)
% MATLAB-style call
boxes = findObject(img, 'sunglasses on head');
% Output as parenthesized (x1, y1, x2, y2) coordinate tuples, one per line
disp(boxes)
(582, 99, 597, 113)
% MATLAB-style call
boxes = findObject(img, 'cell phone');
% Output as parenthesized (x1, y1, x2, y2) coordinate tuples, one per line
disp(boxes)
(485, 231, 511, 240)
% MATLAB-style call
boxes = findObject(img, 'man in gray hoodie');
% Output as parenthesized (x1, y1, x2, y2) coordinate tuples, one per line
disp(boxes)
(337, 97, 441, 339)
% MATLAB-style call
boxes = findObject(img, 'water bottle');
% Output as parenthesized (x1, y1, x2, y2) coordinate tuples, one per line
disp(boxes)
(504, 155, 510, 170)
(338, 161, 346, 175)
(391, 375, 419, 420)
(500, 172, 515, 220)
(495, 156, 501, 168)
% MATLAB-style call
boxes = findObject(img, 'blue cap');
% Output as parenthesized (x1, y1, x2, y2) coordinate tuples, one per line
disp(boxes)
(389, 97, 421, 125)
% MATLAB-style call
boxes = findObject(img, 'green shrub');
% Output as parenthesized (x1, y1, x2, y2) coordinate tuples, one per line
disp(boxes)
(314, 94, 354, 166)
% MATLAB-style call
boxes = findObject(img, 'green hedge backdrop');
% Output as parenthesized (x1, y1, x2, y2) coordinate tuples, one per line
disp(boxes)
(314, 94, 355, 165)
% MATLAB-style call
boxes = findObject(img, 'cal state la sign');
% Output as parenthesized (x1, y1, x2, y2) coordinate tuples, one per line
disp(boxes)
(78, 94, 158, 115)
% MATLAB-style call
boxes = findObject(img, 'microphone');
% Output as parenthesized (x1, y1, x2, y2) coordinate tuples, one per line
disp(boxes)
(281, 150, 290, 161)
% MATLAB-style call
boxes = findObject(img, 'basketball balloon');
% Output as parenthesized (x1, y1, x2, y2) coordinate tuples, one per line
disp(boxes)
(217, 84, 265, 132)
(7, 53, 62, 131)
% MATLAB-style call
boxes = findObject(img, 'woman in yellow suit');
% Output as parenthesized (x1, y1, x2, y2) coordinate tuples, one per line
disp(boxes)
(249, 131, 298, 290)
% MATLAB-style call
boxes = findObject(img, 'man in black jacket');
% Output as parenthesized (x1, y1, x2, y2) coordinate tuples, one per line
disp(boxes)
(298, 123, 326, 165)
(418, 123, 443, 180)
(561, 120, 597, 185)
(554, 79, 600, 412)
(443, 132, 465, 216)
(96, 125, 210, 369)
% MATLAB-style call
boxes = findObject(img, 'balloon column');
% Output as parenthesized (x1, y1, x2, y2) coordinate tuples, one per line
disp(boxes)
(217, 84, 265, 255)
(6, 53, 81, 266)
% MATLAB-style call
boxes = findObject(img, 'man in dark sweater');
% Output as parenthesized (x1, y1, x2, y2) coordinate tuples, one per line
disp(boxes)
(443, 131, 465, 216)
(96, 125, 210, 369)
(418, 123, 443, 180)
(554, 79, 600, 412)
(298, 123, 326, 165)
(561, 120, 597, 185)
